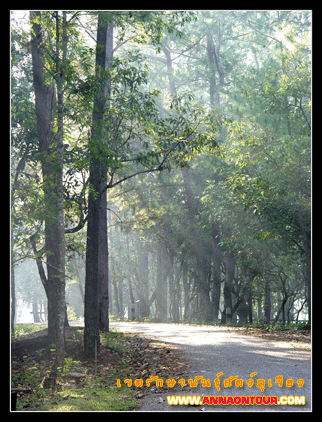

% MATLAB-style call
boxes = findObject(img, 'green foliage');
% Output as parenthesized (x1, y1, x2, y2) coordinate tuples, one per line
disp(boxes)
(19, 386, 138, 411)
(11, 10, 311, 326)
(247, 320, 309, 330)
(11, 362, 41, 390)
(101, 329, 126, 353)
(12, 324, 46, 339)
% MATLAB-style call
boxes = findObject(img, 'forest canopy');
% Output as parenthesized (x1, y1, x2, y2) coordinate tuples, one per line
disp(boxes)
(11, 10, 311, 353)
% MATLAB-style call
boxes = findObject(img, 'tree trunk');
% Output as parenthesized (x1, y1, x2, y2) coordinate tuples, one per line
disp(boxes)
(137, 240, 150, 318)
(50, 10, 67, 376)
(207, 22, 225, 108)
(161, 44, 177, 95)
(84, 12, 113, 354)
(222, 252, 234, 324)
(112, 277, 122, 318)
(98, 183, 109, 331)
(257, 296, 262, 320)
(32, 301, 40, 323)
(263, 252, 271, 325)
(156, 242, 167, 321)
(30, 12, 66, 361)
(98, 15, 113, 331)
(296, 201, 311, 323)
(84, 159, 100, 354)
(128, 276, 135, 320)
(210, 221, 221, 320)
(206, 32, 219, 107)
(168, 249, 180, 322)
(247, 282, 253, 324)
(264, 280, 271, 325)
(11, 253, 16, 337)
(182, 264, 190, 320)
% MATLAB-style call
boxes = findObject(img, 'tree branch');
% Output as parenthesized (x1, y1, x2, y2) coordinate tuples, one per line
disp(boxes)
(101, 166, 163, 195)
(65, 215, 88, 233)
(299, 98, 311, 129)
(245, 20, 284, 46)
(29, 234, 48, 294)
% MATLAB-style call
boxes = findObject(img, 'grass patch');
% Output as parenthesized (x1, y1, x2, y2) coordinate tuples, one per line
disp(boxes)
(12, 324, 47, 339)
(18, 385, 138, 411)
(245, 320, 310, 331)
(12, 327, 141, 411)
(101, 329, 127, 353)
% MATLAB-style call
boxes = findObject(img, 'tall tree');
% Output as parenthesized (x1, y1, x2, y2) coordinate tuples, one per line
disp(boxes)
(30, 11, 66, 376)
(51, 10, 67, 374)
(84, 11, 113, 354)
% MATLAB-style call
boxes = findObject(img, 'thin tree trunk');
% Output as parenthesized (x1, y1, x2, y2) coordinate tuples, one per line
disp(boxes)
(11, 253, 16, 337)
(206, 22, 225, 108)
(137, 240, 150, 318)
(247, 279, 253, 324)
(296, 200, 311, 323)
(263, 252, 271, 324)
(182, 264, 190, 320)
(98, 182, 109, 331)
(210, 221, 221, 320)
(156, 241, 167, 321)
(206, 32, 219, 107)
(50, 11, 67, 375)
(223, 252, 234, 324)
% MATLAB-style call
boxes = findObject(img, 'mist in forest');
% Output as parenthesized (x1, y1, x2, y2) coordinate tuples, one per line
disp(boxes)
(11, 10, 311, 331)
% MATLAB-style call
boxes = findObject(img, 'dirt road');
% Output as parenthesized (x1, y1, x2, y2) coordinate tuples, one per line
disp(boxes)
(110, 321, 311, 412)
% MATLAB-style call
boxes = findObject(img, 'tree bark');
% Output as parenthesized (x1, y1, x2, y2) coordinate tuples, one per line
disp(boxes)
(222, 252, 234, 324)
(137, 240, 150, 318)
(98, 181, 109, 331)
(30, 12, 66, 358)
(98, 15, 113, 331)
(168, 249, 180, 322)
(11, 255, 16, 336)
(206, 32, 219, 107)
(206, 22, 225, 108)
(263, 252, 271, 324)
(156, 241, 167, 321)
(210, 221, 221, 320)
(161, 44, 177, 96)
(50, 11, 67, 375)
(296, 200, 311, 323)
(84, 12, 113, 354)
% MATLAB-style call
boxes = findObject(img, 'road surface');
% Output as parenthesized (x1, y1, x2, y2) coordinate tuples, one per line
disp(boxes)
(109, 321, 311, 412)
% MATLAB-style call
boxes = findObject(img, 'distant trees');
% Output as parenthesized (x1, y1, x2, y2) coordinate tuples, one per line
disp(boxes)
(104, 10, 310, 325)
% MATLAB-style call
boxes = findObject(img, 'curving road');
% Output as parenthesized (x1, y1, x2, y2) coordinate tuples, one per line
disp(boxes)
(110, 321, 311, 412)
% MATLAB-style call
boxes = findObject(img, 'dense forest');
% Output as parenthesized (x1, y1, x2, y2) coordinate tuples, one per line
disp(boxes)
(11, 11, 311, 367)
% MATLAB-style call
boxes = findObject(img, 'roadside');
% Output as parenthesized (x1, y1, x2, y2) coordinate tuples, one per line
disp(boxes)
(11, 322, 311, 411)
(11, 326, 190, 411)
(219, 324, 311, 350)
(110, 321, 311, 412)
